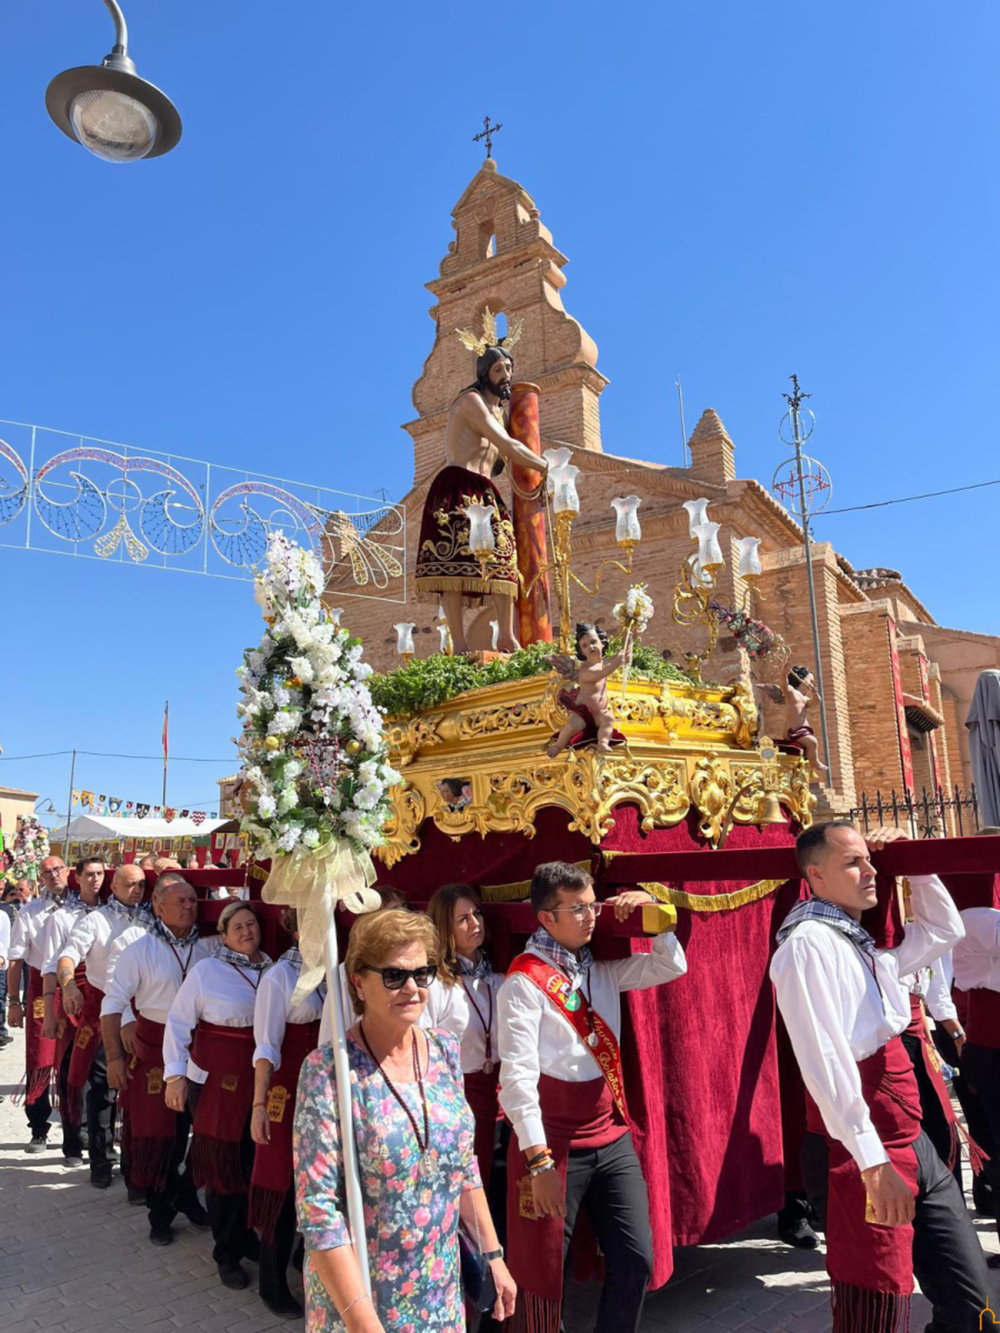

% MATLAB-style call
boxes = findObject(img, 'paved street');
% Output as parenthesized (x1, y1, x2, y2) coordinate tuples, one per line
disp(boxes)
(0, 1028, 995, 1332)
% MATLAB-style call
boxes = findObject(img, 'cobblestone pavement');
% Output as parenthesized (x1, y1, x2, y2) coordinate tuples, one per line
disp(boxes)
(0, 1028, 995, 1332)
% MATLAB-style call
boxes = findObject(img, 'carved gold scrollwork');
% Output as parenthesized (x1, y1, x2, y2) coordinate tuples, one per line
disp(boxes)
(385, 716, 444, 768)
(690, 756, 734, 845)
(788, 759, 817, 829)
(379, 785, 426, 867)
(458, 698, 548, 740)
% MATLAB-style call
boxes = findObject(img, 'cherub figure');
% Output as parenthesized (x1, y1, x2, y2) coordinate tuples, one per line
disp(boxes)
(547, 623, 631, 758)
(784, 665, 829, 774)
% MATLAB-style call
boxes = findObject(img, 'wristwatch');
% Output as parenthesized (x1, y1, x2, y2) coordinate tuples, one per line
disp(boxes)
(482, 1247, 504, 1262)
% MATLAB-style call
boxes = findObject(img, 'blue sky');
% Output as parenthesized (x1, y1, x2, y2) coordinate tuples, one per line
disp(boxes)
(1, 1, 997, 827)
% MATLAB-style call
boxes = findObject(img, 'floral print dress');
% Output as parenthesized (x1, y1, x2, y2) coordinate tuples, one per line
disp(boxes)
(294, 1027, 481, 1332)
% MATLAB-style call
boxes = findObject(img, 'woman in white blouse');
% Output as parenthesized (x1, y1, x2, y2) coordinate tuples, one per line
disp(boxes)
(248, 907, 324, 1320)
(427, 883, 505, 1189)
(163, 901, 271, 1293)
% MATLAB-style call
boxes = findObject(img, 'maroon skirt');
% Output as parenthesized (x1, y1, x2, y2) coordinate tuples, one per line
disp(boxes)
(64, 980, 105, 1126)
(806, 1035, 921, 1330)
(127, 1015, 177, 1191)
(248, 1019, 320, 1241)
(414, 465, 518, 602)
(190, 1021, 256, 1196)
(464, 1066, 501, 1192)
(23, 965, 73, 1107)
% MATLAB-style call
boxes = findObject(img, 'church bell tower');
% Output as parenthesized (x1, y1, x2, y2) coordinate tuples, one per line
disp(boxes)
(404, 158, 608, 486)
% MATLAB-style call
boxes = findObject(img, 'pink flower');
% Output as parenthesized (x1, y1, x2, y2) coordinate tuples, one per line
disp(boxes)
(413, 1206, 430, 1227)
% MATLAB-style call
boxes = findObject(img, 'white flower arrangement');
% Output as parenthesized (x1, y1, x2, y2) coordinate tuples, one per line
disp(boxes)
(612, 583, 654, 639)
(236, 532, 401, 861)
(11, 817, 50, 883)
(612, 583, 654, 698)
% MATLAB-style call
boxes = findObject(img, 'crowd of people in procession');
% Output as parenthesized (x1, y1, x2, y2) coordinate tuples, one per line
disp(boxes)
(1, 827, 999, 1333)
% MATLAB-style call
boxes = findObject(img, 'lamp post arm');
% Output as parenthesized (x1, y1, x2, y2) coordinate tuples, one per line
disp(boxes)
(102, 0, 129, 54)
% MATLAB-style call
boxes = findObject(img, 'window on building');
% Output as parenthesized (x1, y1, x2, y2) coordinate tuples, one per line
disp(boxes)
(478, 223, 497, 259)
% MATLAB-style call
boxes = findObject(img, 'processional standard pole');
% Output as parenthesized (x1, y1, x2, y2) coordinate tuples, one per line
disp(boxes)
(63, 748, 77, 862)
(322, 912, 372, 1297)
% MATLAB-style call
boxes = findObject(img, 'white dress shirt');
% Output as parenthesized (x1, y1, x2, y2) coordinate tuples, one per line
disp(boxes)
(498, 933, 688, 1151)
(0, 912, 10, 968)
(252, 958, 325, 1069)
(436, 972, 505, 1074)
(163, 955, 264, 1081)
(9, 896, 66, 970)
(770, 875, 963, 1173)
(904, 954, 958, 1024)
(105, 923, 149, 990)
(101, 931, 212, 1027)
(58, 904, 143, 992)
(39, 902, 96, 975)
(953, 908, 1000, 991)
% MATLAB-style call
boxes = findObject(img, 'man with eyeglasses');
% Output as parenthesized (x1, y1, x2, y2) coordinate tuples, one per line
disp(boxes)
(7, 855, 73, 1152)
(497, 861, 687, 1333)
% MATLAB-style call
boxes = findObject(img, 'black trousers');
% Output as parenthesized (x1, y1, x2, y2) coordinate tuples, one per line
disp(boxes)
(561, 1132, 652, 1333)
(56, 1040, 84, 1158)
(85, 1043, 115, 1173)
(907, 1130, 990, 1333)
(0, 967, 8, 1038)
(147, 1110, 201, 1230)
(957, 1042, 1000, 1242)
(900, 1032, 961, 1186)
(258, 1187, 297, 1305)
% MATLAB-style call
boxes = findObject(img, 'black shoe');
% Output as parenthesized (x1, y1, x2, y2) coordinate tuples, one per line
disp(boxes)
(149, 1225, 174, 1247)
(261, 1292, 304, 1320)
(182, 1199, 211, 1230)
(25, 1135, 48, 1154)
(217, 1261, 249, 1291)
(777, 1214, 819, 1249)
(987, 1253, 1000, 1269)
(242, 1232, 261, 1263)
(0, 1032, 13, 1046)
(90, 1168, 114, 1189)
(127, 1185, 147, 1206)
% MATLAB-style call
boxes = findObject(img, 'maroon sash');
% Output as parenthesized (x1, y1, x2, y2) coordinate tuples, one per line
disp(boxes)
(463, 1066, 501, 1191)
(506, 953, 629, 1122)
(127, 1014, 178, 1191)
(248, 1018, 319, 1240)
(190, 1021, 256, 1196)
(966, 985, 1000, 1048)
(64, 980, 105, 1126)
(806, 1036, 921, 1331)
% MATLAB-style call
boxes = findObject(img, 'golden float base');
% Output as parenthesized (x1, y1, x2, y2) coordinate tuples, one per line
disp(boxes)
(377, 672, 815, 867)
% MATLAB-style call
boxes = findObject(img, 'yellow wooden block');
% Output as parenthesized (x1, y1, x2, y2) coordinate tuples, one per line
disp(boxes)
(641, 901, 678, 934)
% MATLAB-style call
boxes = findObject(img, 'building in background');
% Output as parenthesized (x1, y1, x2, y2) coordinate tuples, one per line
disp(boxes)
(332, 158, 1000, 826)
(0, 786, 39, 851)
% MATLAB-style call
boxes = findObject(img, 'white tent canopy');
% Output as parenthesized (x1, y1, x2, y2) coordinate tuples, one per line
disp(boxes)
(48, 814, 237, 843)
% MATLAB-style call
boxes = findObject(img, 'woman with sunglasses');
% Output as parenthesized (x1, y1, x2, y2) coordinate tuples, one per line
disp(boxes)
(248, 907, 325, 1319)
(163, 902, 271, 1293)
(294, 908, 516, 1332)
(427, 883, 505, 1190)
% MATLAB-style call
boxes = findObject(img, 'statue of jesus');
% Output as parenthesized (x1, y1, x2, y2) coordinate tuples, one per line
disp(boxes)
(414, 312, 547, 654)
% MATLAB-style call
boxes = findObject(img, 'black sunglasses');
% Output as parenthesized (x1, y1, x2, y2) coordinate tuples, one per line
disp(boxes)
(361, 964, 437, 990)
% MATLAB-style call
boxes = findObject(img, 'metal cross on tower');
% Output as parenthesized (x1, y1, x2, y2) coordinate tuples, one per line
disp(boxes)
(473, 115, 503, 159)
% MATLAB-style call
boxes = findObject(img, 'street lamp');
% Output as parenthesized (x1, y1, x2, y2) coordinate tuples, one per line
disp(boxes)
(46, 0, 181, 162)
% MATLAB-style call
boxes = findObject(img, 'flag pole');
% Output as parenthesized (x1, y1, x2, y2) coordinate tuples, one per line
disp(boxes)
(162, 701, 169, 807)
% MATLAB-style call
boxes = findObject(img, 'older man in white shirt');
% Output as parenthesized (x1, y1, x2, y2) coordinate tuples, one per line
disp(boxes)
(772, 822, 988, 1332)
(101, 872, 211, 1245)
(497, 860, 686, 1333)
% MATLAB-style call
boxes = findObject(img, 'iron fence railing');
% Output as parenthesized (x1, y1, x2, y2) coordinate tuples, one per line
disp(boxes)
(850, 785, 981, 838)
